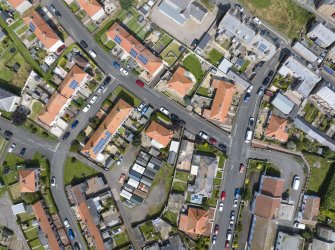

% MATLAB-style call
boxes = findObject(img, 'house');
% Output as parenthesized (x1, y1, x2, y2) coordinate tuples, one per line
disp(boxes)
(77, 0, 105, 22)
(203, 79, 235, 123)
(7, 0, 32, 14)
(248, 33, 277, 61)
(23, 10, 64, 52)
(298, 195, 320, 226)
(85, 176, 108, 197)
(106, 22, 164, 80)
(317, 226, 335, 242)
(0, 226, 13, 247)
(33, 201, 61, 250)
(271, 92, 295, 115)
(145, 120, 174, 149)
(0, 88, 20, 112)
(178, 207, 215, 238)
(38, 65, 88, 128)
(307, 22, 335, 48)
(158, 0, 192, 25)
(218, 58, 233, 74)
(81, 99, 133, 161)
(176, 139, 194, 172)
(195, 33, 211, 55)
(312, 83, 335, 113)
(292, 42, 318, 63)
(265, 115, 289, 142)
(227, 69, 250, 90)
(19, 168, 40, 193)
(310, 238, 335, 250)
(166, 66, 195, 97)
(167, 139, 180, 165)
(248, 215, 277, 250)
(275, 232, 304, 250)
(161, 234, 184, 250)
(278, 56, 321, 98)
(259, 175, 285, 197)
(189, 1, 207, 23)
(11, 203, 26, 215)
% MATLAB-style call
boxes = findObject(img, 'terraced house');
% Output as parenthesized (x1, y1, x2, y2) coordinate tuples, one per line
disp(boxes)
(7, 0, 32, 14)
(106, 22, 164, 81)
(77, 0, 105, 22)
(23, 10, 64, 53)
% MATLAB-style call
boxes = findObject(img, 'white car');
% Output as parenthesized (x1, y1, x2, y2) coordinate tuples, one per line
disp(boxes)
(219, 202, 224, 212)
(230, 211, 235, 220)
(317, 53, 326, 64)
(198, 131, 208, 140)
(116, 157, 123, 165)
(89, 49, 97, 58)
(233, 198, 238, 207)
(83, 104, 91, 112)
(120, 67, 129, 76)
(137, 102, 145, 112)
(159, 106, 170, 116)
(97, 85, 105, 94)
(90, 95, 98, 104)
(112, 228, 122, 235)
(8, 143, 16, 153)
(51, 176, 56, 186)
(247, 85, 253, 93)
(253, 17, 261, 25)
(63, 219, 70, 228)
(229, 220, 234, 228)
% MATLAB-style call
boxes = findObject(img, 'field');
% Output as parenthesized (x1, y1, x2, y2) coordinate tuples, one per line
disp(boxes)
(239, 0, 314, 39)
(63, 157, 98, 185)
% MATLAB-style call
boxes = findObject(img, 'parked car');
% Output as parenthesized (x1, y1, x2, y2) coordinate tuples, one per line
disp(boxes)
(248, 117, 255, 127)
(51, 176, 56, 186)
(178, 119, 186, 127)
(209, 137, 217, 145)
(317, 53, 326, 64)
(73, 242, 80, 250)
(68, 228, 75, 240)
(212, 235, 217, 245)
(234, 188, 240, 198)
(225, 240, 230, 249)
(233, 198, 238, 207)
(262, 77, 270, 86)
(235, 3, 243, 12)
(239, 163, 245, 173)
(62, 131, 70, 141)
(120, 67, 129, 76)
(63, 219, 70, 228)
(253, 17, 261, 25)
(71, 120, 79, 129)
(229, 220, 234, 228)
(218, 143, 226, 152)
(97, 85, 105, 94)
(159, 106, 170, 116)
(191, 39, 199, 48)
(137, 102, 145, 112)
(89, 95, 98, 104)
(244, 93, 250, 103)
(19, 148, 26, 157)
(230, 211, 235, 220)
(257, 86, 265, 95)
(83, 104, 90, 113)
(89, 49, 97, 58)
(136, 79, 144, 87)
(170, 113, 179, 123)
(119, 173, 126, 184)
(50, 4, 56, 12)
(112, 228, 122, 235)
(214, 224, 219, 234)
(221, 191, 226, 201)
(198, 131, 208, 140)
(103, 76, 112, 86)
(8, 143, 16, 153)
(292, 175, 300, 190)
(55, 11, 61, 18)
(268, 70, 274, 77)
(112, 61, 120, 69)
(80, 40, 88, 48)
(116, 157, 123, 165)
(247, 85, 253, 93)
(226, 229, 232, 241)
(4, 130, 13, 140)
(219, 202, 224, 212)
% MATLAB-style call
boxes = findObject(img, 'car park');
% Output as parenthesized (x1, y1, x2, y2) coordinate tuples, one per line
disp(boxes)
(253, 17, 261, 25)
(239, 163, 245, 173)
(230, 211, 235, 220)
(247, 85, 253, 93)
(63, 219, 70, 228)
(80, 40, 88, 48)
(233, 198, 238, 207)
(8, 143, 16, 153)
(19, 148, 26, 157)
(62, 131, 70, 140)
(4, 130, 13, 140)
(209, 137, 217, 145)
(71, 120, 79, 129)
(244, 93, 250, 103)
(68, 228, 75, 240)
(120, 67, 129, 76)
(136, 79, 144, 87)
(198, 131, 208, 140)
(235, 3, 243, 12)
(218, 143, 226, 152)
(103, 76, 112, 86)
(221, 191, 226, 200)
(83, 104, 90, 113)
(90, 95, 98, 104)
(112, 61, 120, 69)
(51, 176, 56, 186)
(248, 117, 255, 127)
(219, 202, 224, 212)
(89, 49, 97, 58)
(214, 224, 219, 234)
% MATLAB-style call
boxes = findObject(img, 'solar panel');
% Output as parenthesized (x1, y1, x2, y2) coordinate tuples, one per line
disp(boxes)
(114, 35, 122, 44)
(138, 54, 148, 65)
(258, 43, 267, 53)
(92, 131, 112, 154)
(69, 80, 78, 90)
(130, 48, 138, 58)
(29, 22, 35, 32)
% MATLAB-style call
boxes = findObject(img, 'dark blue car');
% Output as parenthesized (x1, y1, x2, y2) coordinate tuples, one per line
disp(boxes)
(71, 120, 79, 129)
(68, 228, 75, 240)
(112, 61, 120, 69)
(244, 93, 250, 103)
(235, 188, 240, 198)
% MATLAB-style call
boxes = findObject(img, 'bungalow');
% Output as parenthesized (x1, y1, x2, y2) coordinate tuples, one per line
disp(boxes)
(19, 168, 40, 193)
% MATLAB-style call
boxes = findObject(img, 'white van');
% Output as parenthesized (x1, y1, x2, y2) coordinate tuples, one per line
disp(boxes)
(294, 222, 305, 229)
(89, 49, 97, 58)
(245, 129, 253, 143)
(292, 176, 300, 190)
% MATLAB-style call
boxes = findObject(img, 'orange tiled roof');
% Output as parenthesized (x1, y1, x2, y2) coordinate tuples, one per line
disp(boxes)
(38, 93, 68, 126)
(23, 10, 61, 50)
(19, 169, 37, 193)
(8, 0, 26, 8)
(77, 0, 103, 19)
(81, 99, 133, 159)
(178, 207, 214, 238)
(203, 79, 235, 123)
(58, 65, 87, 98)
(106, 22, 163, 76)
(261, 176, 284, 198)
(77, 202, 105, 250)
(33, 201, 61, 250)
(167, 66, 194, 97)
(265, 115, 289, 142)
(254, 194, 281, 219)
(145, 120, 174, 148)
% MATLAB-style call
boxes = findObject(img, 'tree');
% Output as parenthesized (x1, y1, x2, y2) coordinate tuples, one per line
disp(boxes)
(11, 106, 28, 125)
(323, 147, 335, 159)
(131, 133, 142, 147)
(119, 0, 133, 10)
(287, 141, 296, 150)
(70, 140, 80, 152)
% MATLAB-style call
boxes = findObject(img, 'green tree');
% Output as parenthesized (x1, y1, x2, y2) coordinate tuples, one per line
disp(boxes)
(323, 147, 335, 159)
(70, 140, 80, 152)
(119, 0, 133, 10)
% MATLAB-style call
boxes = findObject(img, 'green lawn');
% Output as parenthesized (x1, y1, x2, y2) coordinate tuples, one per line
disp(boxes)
(63, 157, 98, 185)
(139, 221, 160, 241)
(86, 21, 97, 33)
(196, 142, 216, 157)
(175, 171, 189, 182)
(18, 212, 35, 223)
(69, 1, 80, 12)
(0, 135, 7, 158)
(172, 181, 187, 193)
(304, 102, 319, 124)
(22, 119, 57, 141)
(160, 41, 183, 66)
(183, 54, 205, 83)
(155, 112, 171, 124)
(197, 86, 211, 97)
(239, 0, 314, 39)
(113, 232, 129, 246)
(239, 60, 250, 73)
(118, 8, 143, 33)
(24, 228, 38, 241)
(162, 211, 178, 226)
(30, 101, 43, 120)
(1, 153, 25, 185)
(207, 49, 224, 65)
(159, 34, 173, 47)
(28, 239, 42, 249)
(112, 86, 141, 107)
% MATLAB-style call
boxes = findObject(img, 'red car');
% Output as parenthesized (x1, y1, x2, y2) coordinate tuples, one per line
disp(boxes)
(225, 240, 230, 249)
(214, 224, 219, 234)
(209, 137, 217, 145)
(221, 191, 226, 201)
(239, 163, 245, 173)
(136, 80, 144, 87)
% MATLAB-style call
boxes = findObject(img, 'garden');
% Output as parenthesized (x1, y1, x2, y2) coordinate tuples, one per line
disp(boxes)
(63, 157, 98, 185)
(160, 41, 184, 66)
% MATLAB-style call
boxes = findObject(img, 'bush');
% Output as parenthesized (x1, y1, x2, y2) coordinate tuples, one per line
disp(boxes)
(119, 0, 133, 9)
(70, 140, 80, 152)
(12, 106, 28, 125)
(321, 172, 335, 210)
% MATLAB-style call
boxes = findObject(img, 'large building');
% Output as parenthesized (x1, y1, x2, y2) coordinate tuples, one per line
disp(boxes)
(145, 120, 174, 149)
(23, 10, 64, 52)
(7, 0, 32, 14)
(82, 99, 133, 161)
(106, 22, 164, 81)
(203, 79, 235, 124)
(166, 66, 195, 97)
(77, 0, 105, 22)
(19, 169, 40, 193)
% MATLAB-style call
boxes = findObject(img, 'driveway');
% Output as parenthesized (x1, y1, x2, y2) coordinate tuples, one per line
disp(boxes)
(0, 192, 30, 250)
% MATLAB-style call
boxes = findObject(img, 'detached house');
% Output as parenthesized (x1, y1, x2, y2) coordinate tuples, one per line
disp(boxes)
(166, 66, 195, 97)
(145, 120, 174, 149)
(23, 10, 64, 53)
(265, 115, 289, 142)
(77, 0, 105, 22)
(7, 0, 32, 14)
(19, 169, 40, 193)
(307, 22, 335, 48)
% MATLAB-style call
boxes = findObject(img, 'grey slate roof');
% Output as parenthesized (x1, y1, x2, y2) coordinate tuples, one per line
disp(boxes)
(271, 92, 295, 115)
(292, 42, 318, 63)
(197, 33, 211, 50)
(159, 0, 190, 25)
(189, 1, 207, 22)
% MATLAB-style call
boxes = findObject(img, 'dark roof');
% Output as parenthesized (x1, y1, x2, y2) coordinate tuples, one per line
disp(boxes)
(189, 1, 207, 22)
(130, 194, 143, 204)
(143, 168, 156, 180)
(140, 176, 153, 186)
(128, 170, 142, 181)
(197, 33, 211, 50)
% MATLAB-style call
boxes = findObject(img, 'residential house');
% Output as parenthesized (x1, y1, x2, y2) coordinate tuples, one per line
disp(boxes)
(275, 232, 304, 250)
(145, 120, 174, 149)
(82, 99, 133, 161)
(271, 92, 295, 115)
(203, 79, 235, 124)
(77, 0, 105, 22)
(178, 207, 215, 238)
(0, 226, 13, 247)
(278, 56, 321, 98)
(317, 226, 335, 243)
(167, 139, 180, 165)
(176, 139, 194, 172)
(311, 83, 335, 114)
(38, 64, 89, 128)
(106, 22, 164, 81)
(307, 22, 335, 48)
(292, 42, 318, 63)
(310, 238, 335, 250)
(85, 176, 108, 197)
(23, 10, 64, 52)
(260, 175, 285, 198)
(317, 1, 335, 21)
(11, 202, 26, 215)
(7, 0, 32, 14)
(0, 88, 20, 112)
(298, 195, 320, 226)
(265, 115, 289, 142)
(161, 234, 185, 250)
(248, 216, 277, 250)
(158, 0, 192, 25)
(189, 1, 207, 23)
(166, 66, 195, 97)
(33, 201, 61, 250)
(19, 168, 40, 193)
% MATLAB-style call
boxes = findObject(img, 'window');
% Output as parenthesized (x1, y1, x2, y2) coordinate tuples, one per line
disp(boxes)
(130, 48, 138, 58)
(138, 54, 148, 65)
(29, 22, 36, 32)
(114, 35, 122, 44)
